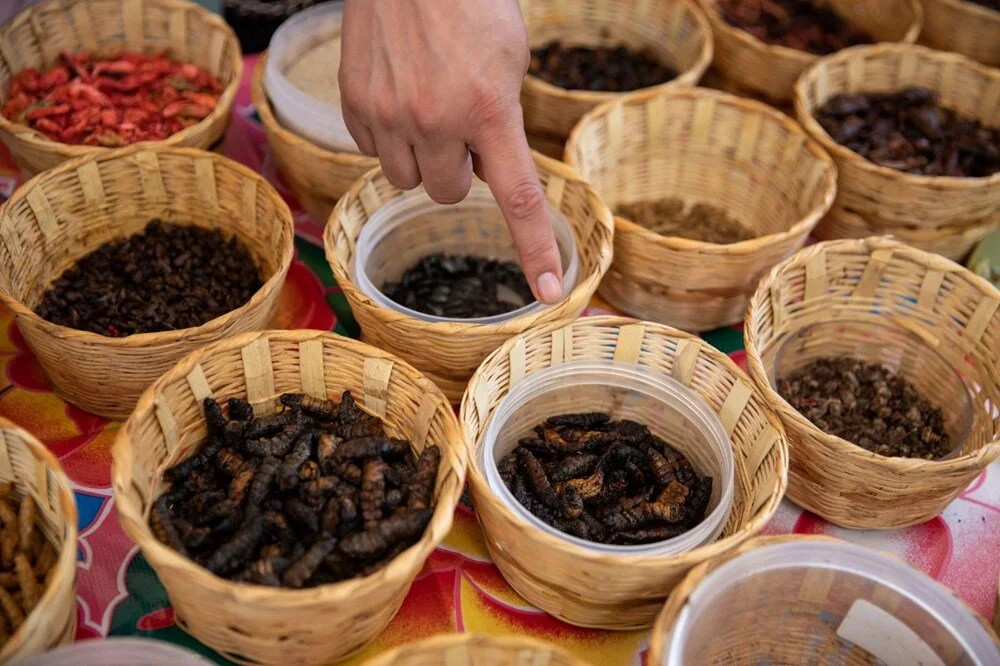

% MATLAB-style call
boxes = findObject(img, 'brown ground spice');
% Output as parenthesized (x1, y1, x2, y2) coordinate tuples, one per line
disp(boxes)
(615, 197, 757, 244)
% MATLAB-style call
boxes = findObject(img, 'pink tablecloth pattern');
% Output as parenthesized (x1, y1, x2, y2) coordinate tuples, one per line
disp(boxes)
(0, 55, 995, 665)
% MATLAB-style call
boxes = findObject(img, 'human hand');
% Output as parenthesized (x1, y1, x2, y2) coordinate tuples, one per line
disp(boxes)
(339, 0, 564, 304)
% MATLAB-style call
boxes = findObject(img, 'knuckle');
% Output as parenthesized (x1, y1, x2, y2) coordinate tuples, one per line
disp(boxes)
(410, 101, 445, 136)
(503, 181, 547, 221)
(469, 87, 512, 128)
(372, 98, 397, 127)
(522, 238, 554, 266)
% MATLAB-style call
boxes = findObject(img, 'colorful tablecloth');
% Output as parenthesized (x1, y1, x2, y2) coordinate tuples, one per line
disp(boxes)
(0, 55, 996, 665)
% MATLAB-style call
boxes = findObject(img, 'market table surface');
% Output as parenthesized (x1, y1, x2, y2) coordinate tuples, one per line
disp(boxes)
(0, 54, 995, 666)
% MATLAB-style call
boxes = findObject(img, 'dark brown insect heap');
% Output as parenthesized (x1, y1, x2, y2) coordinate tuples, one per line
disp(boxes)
(151, 390, 441, 588)
(0, 483, 60, 645)
(498, 412, 713, 546)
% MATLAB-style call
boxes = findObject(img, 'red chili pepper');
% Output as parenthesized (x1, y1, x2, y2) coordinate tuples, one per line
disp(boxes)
(33, 117, 61, 136)
(25, 104, 71, 120)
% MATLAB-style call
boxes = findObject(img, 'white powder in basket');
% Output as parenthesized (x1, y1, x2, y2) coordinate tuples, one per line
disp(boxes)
(285, 36, 343, 106)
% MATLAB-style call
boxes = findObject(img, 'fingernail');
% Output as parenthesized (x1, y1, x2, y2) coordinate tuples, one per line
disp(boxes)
(536, 272, 562, 304)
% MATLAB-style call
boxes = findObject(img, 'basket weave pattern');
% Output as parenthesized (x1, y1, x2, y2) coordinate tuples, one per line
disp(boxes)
(362, 633, 585, 666)
(0, 0, 242, 176)
(794, 44, 1000, 237)
(744, 238, 1000, 529)
(459, 316, 788, 629)
(0, 418, 77, 663)
(814, 204, 1000, 261)
(564, 87, 837, 332)
(920, 0, 1000, 67)
(700, 0, 922, 101)
(113, 330, 468, 665)
(251, 55, 377, 225)
(324, 156, 614, 403)
(518, 0, 712, 137)
(0, 144, 294, 419)
(647, 535, 1000, 663)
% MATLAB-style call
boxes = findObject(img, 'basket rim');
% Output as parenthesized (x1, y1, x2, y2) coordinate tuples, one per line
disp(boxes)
(793, 43, 1000, 189)
(700, 0, 923, 64)
(0, 416, 78, 663)
(927, 0, 1000, 20)
(459, 314, 790, 568)
(0, 142, 295, 348)
(828, 210, 1000, 239)
(564, 85, 838, 255)
(251, 53, 378, 169)
(744, 237, 1000, 474)
(112, 328, 468, 604)
(361, 632, 586, 665)
(520, 0, 714, 103)
(323, 153, 615, 334)
(0, 0, 243, 160)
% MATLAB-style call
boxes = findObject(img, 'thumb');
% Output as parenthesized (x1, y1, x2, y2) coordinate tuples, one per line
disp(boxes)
(471, 109, 564, 305)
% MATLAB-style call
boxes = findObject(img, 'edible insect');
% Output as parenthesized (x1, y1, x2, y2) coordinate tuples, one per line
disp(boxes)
(501, 412, 713, 546)
(151, 391, 441, 588)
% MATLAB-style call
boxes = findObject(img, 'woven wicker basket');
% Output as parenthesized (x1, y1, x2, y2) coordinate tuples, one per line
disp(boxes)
(0, 418, 77, 663)
(324, 156, 614, 403)
(0, 144, 294, 419)
(251, 54, 377, 224)
(700, 0, 922, 102)
(0, 0, 242, 177)
(815, 204, 1000, 261)
(744, 237, 1000, 529)
(920, 0, 1000, 67)
(563, 87, 837, 332)
(459, 316, 789, 629)
(647, 535, 1000, 664)
(112, 329, 468, 665)
(362, 634, 585, 666)
(519, 0, 712, 138)
(795, 44, 1000, 233)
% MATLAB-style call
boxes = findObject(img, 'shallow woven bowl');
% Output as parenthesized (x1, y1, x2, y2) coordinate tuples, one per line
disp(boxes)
(920, 0, 1000, 67)
(646, 535, 1000, 664)
(361, 633, 585, 666)
(815, 204, 1000, 261)
(112, 330, 468, 665)
(564, 87, 837, 332)
(744, 237, 1000, 529)
(324, 157, 614, 403)
(519, 0, 712, 138)
(0, 417, 77, 663)
(0, 0, 242, 177)
(795, 44, 1000, 232)
(0, 144, 294, 419)
(700, 0, 922, 101)
(459, 316, 789, 629)
(250, 54, 377, 225)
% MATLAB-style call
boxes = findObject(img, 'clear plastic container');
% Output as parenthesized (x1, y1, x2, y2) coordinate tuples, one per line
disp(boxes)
(265, 1, 358, 153)
(769, 320, 975, 459)
(482, 359, 735, 556)
(663, 540, 1000, 665)
(353, 182, 580, 324)
(20, 638, 214, 665)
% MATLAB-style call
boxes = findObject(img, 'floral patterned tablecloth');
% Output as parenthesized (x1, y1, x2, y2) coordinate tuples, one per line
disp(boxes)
(0, 55, 996, 665)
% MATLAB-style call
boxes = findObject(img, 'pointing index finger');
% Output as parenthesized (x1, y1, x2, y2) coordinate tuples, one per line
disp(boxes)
(472, 112, 564, 305)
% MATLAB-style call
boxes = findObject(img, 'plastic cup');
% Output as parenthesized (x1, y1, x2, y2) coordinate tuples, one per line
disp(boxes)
(353, 182, 580, 324)
(769, 320, 975, 459)
(20, 638, 214, 665)
(663, 540, 1000, 664)
(265, 1, 358, 152)
(482, 359, 735, 556)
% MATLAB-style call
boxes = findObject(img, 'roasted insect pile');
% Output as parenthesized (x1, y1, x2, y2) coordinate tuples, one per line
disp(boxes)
(150, 391, 440, 588)
(498, 412, 713, 545)
(0, 484, 60, 645)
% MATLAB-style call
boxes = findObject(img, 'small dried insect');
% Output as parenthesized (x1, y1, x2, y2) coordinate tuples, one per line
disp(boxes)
(203, 397, 228, 438)
(335, 437, 411, 462)
(361, 459, 387, 530)
(406, 445, 440, 510)
(547, 453, 598, 483)
(518, 448, 559, 510)
(317, 433, 342, 473)
(282, 537, 338, 588)
(339, 509, 433, 558)
(281, 393, 339, 420)
(279, 432, 315, 490)
(227, 397, 254, 422)
(204, 513, 264, 575)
